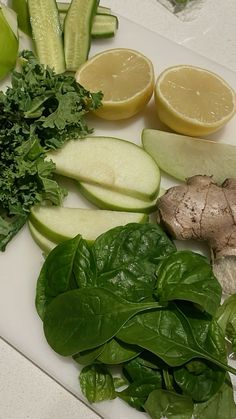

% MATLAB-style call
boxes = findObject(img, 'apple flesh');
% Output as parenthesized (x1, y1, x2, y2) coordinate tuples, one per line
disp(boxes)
(142, 129, 236, 184)
(47, 136, 160, 201)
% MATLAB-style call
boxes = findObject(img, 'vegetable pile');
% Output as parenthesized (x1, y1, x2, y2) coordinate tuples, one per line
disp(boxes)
(0, 50, 102, 251)
(36, 222, 236, 418)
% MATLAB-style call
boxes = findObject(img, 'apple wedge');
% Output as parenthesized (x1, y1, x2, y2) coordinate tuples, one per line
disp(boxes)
(28, 221, 56, 254)
(29, 206, 148, 243)
(142, 129, 236, 184)
(46, 136, 160, 201)
(77, 181, 157, 213)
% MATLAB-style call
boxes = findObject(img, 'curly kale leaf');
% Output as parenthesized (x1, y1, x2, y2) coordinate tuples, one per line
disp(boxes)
(0, 50, 103, 250)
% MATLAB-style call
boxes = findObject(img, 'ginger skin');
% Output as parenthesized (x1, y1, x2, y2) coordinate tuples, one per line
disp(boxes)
(157, 175, 236, 295)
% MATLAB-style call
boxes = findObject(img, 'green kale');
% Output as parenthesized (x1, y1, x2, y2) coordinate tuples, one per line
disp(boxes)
(0, 50, 103, 250)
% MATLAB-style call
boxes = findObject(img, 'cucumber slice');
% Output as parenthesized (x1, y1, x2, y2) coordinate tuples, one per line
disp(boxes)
(11, 0, 32, 36)
(64, 0, 98, 71)
(28, 0, 65, 74)
(28, 221, 56, 254)
(59, 12, 118, 38)
(30, 206, 148, 243)
(57, 2, 111, 14)
(91, 13, 118, 38)
(47, 136, 161, 201)
(77, 182, 157, 213)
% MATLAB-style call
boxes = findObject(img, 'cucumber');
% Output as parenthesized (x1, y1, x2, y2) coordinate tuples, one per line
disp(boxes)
(60, 12, 118, 38)
(91, 13, 118, 38)
(64, 0, 98, 71)
(28, 0, 65, 74)
(10, 0, 32, 36)
(57, 2, 111, 14)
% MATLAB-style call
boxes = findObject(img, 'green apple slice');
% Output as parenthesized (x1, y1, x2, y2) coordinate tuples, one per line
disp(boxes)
(28, 221, 56, 254)
(47, 136, 160, 201)
(29, 206, 148, 243)
(142, 129, 236, 184)
(77, 181, 157, 213)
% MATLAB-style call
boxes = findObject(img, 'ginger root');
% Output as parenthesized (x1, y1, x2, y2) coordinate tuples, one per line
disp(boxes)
(158, 175, 236, 295)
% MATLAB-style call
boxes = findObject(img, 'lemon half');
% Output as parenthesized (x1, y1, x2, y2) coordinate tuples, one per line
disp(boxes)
(155, 65, 236, 136)
(75, 48, 155, 120)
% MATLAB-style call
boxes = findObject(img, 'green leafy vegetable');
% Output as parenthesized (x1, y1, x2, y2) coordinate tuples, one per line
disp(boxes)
(155, 250, 221, 315)
(217, 294, 236, 356)
(35, 223, 236, 418)
(79, 364, 116, 403)
(144, 389, 194, 419)
(117, 304, 236, 374)
(97, 338, 140, 365)
(193, 375, 236, 419)
(44, 287, 163, 356)
(0, 50, 102, 250)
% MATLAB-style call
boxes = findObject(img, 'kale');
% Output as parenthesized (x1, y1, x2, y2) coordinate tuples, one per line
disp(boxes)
(0, 50, 103, 250)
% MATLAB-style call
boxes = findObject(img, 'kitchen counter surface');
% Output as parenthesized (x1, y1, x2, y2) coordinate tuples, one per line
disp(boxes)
(1, 1, 236, 418)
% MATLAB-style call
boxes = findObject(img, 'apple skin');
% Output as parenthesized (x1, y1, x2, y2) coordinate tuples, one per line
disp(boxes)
(142, 128, 236, 184)
(28, 221, 56, 254)
(77, 181, 157, 214)
(29, 206, 148, 244)
(47, 136, 161, 201)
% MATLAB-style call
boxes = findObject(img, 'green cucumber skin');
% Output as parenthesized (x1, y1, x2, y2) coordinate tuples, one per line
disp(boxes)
(57, 2, 111, 15)
(64, 0, 99, 71)
(60, 12, 118, 38)
(91, 14, 118, 38)
(28, 0, 65, 74)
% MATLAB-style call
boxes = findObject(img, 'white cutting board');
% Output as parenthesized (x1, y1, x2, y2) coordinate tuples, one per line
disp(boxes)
(1, 13, 236, 419)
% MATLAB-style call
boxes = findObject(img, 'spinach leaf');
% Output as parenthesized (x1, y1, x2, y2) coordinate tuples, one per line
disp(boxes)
(73, 345, 105, 366)
(94, 223, 176, 271)
(35, 235, 95, 319)
(217, 294, 236, 356)
(123, 356, 164, 383)
(155, 251, 221, 315)
(144, 389, 194, 419)
(93, 223, 176, 302)
(97, 338, 141, 365)
(43, 287, 163, 356)
(173, 360, 225, 402)
(173, 304, 226, 401)
(117, 304, 236, 374)
(193, 375, 236, 419)
(117, 375, 163, 411)
(79, 364, 116, 403)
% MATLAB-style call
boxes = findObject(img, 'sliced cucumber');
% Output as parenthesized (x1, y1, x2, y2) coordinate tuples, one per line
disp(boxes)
(28, 0, 65, 73)
(77, 181, 157, 213)
(30, 206, 148, 243)
(11, 0, 32, 36)
(91, 13, 118, 38)
(28, 221, 56, 254)
(64, 0, 98, 71)
(57, 2, 111, 14)
(47, 136, 161, 201)
(59, 12, 118, 38)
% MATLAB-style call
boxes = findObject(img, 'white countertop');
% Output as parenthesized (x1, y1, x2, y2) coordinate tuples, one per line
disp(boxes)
(1, 1, 236, 418)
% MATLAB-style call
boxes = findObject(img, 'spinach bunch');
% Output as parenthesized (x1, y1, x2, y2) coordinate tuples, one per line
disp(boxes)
(35, 223, 236, 418)
(0, 50, 102, 250)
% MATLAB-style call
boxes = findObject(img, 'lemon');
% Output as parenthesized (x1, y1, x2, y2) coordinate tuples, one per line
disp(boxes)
(75, 48, 155, 120)
(154, 65, 236, 136)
